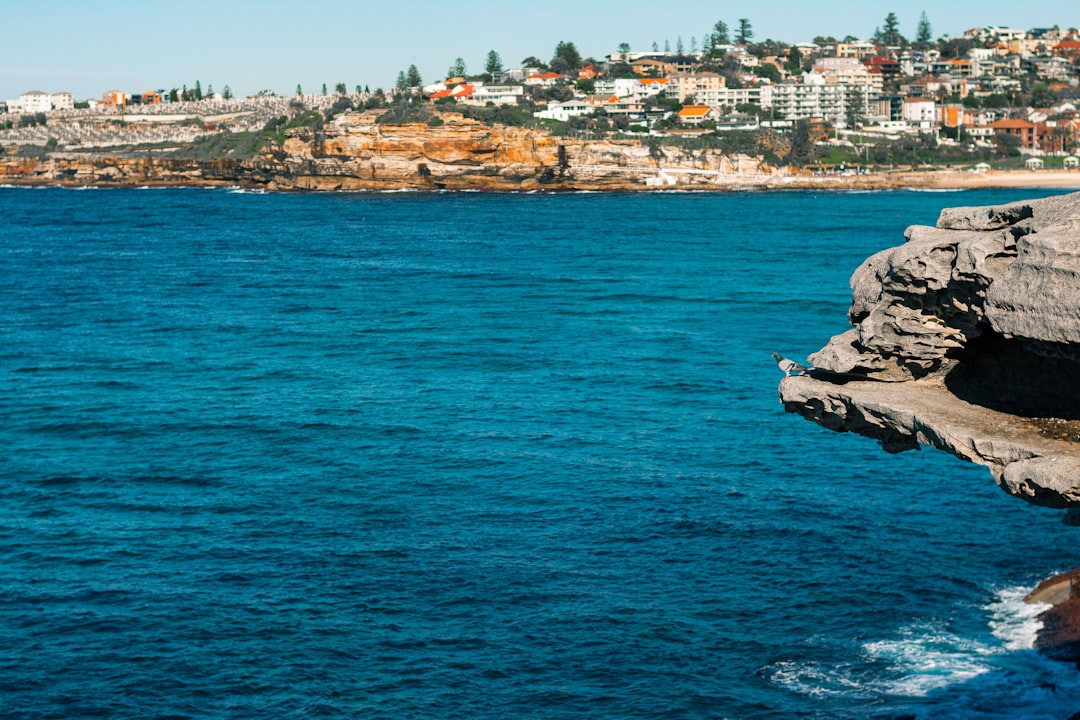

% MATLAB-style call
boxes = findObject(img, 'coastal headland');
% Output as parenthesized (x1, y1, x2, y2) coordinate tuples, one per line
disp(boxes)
(776, 190, 1080, 663)
(3, 110, 1079, 192)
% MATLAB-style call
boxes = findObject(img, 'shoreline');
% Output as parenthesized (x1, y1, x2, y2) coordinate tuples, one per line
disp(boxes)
(2, 169, 1079, 193)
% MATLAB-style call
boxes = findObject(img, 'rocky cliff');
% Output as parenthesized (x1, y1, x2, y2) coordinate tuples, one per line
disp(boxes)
(777, 191, 1080, 659)
(779, 191, 1080, 506)
(0, 110, 775, 191)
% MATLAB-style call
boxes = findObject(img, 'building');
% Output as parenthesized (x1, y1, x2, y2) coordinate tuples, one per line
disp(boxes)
(676, 105, 715, 125)
(524, 72, 566, 87)
(759, 74, 873, 128)
(833, 41, 877, 59)
(534, 99, 591, 122)
(902, 97, 936, 127)
(11, 90, 52, 113)
(50, 92, 74, 111)
(663, 73, 760, 110)
(989, 118, 1038, 150)
(101, 90, 128, 106)
(593, 77, 667, 101)
(471, 85, 524, 105)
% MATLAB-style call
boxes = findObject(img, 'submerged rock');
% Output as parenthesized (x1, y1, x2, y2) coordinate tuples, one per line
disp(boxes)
(1026, 568, 1080, 664)
(780, 191, 1080, 508)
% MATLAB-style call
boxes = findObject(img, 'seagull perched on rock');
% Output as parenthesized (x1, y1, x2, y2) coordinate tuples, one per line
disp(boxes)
(772, 352, 810, 376)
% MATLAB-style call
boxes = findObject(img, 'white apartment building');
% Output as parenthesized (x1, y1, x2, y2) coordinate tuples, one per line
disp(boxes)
(663, 73, 761, 109)
(50, 92, 74, 111)
(759, 74, 873, 128)
(7, 90, 53, 113)
(902, 97, 936, 127)
(813, 58, 883, 93)
(592, 77, 666, 101)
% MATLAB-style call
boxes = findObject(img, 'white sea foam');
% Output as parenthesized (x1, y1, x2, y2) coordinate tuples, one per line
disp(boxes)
(987, 585, 1050, 650)
(768, 586, 1077, 716)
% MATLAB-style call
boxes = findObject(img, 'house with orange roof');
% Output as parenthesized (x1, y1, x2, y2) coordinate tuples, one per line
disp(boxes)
(525, 72, 566, 87)
(676, 104, 714, 125)
(578, 65, 599, 80)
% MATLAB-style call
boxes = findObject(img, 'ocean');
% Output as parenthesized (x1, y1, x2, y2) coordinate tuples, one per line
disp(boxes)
(2, 185, 1079, 719)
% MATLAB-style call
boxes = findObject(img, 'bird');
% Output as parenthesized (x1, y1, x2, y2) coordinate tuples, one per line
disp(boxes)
(772, 352, 810, 376)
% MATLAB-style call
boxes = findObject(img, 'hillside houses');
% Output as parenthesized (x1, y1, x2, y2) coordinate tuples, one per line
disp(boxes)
(4, 18, 1079, 159)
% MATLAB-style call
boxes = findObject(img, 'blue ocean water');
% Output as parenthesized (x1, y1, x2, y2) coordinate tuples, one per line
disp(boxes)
(2, 185, 1079, 720)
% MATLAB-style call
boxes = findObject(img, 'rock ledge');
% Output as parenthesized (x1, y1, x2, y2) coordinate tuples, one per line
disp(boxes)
(779, 191, 1080, 508)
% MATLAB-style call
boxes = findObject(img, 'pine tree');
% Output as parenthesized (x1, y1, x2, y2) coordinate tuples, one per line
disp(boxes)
(449, 57, 467, 78)
(916, 12, 933, 46)
(296, 84, 302, 96)
(736, 19, 753, 45)
(714, 20, 730, 46)
(195, 80, 202, 100)
(405, 64, 422, 87)
(485, 50, 503, 79)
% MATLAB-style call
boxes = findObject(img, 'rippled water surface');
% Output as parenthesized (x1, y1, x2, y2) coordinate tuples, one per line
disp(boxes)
(2, 186, 1079, 719)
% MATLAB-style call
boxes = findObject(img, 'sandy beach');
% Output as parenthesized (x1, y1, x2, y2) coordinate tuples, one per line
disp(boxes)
(769, 168, 1080, 191)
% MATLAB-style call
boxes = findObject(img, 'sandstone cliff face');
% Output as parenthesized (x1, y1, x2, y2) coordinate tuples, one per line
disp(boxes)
(260, 111, 770, 191)
(779, 192, 1080, 508)
(0, 110, 773, 191)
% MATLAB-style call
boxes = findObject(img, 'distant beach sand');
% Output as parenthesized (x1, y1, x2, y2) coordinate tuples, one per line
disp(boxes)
(771, 169, 1080, 192)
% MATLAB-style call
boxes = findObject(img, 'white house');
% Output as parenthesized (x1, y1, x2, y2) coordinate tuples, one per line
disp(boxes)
(471, 85, 524, 105)
(535, 99, 590, 122)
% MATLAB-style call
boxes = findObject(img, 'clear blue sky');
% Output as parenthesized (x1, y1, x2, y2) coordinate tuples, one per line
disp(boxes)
(2, 0, 1075, 100)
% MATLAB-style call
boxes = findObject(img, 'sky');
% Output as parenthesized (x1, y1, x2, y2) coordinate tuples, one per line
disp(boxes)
(2, 0, 1076, 101)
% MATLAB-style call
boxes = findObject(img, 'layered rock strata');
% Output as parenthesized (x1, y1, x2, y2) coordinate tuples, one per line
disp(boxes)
(780, 191, 1080, 508)
(778, 192, 1080, 659)
(0, 111, 774, 192)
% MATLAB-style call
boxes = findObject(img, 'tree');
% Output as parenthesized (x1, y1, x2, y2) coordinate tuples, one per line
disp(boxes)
(553, 41, 582, 70)
(787, 45, 803, 73)
(195, 80, 202, 100)
(449, 57, 467, 78)
(207, 84, 214, 97)
(736, 19, 753, 45)
(296, 84, 303, 96)
(335, 82, 347, 95)
(395, 71, 408, 91)
(406, 64, 422, 87)
(651, 41, 659, 52)
(874, 12, 906, 46)
(169, 88, 179, 103)
(223, 85, 233, 100)
(521, 56, 547, 70)
(916, 11, 932, 46)
(617, 42, 631, 58)
(485, 50, 503, 79)
(690, 36, 698, 53)
(356, 85, 362, 94)
(714, 20, 730, 46)
(664, 39, 671, 53)
(677, 36, 684, 53)
(322, 83, 328, 95)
